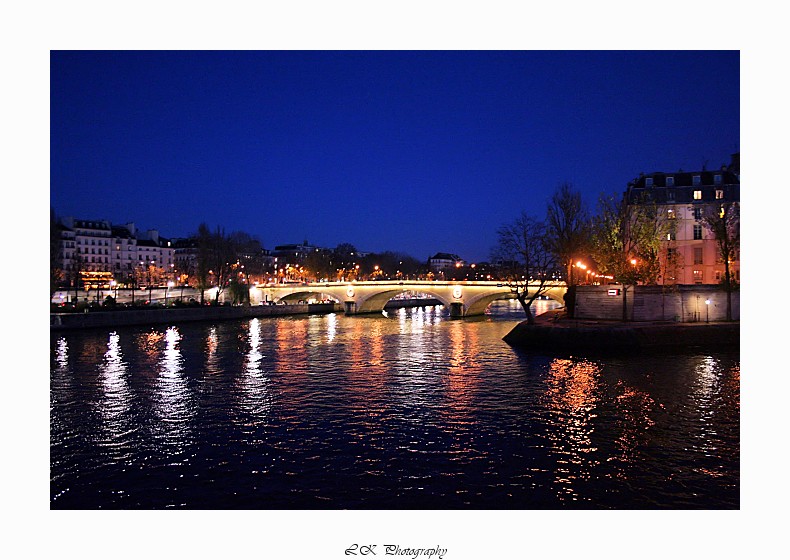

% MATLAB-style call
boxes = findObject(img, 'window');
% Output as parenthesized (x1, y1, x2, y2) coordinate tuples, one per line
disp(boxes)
(714, 174, 722, 185)
(645, 177, 653, 187)
(693, 190, 703, 200)
(667, 247, 676, 258)
(666, 176, 674, 187)
(694, 207, 702, 220)
(716, 189, 724, 199)
(667, 231, 676, 241)
(715, 270, 722, 281)
(693, 225, 703, 240)
(667, 189, 675, 202)
(693, 270, 704, 284)
(667, 209, 675, 219)
(694, 247, 703, 265)
(693, 175, 701, 186)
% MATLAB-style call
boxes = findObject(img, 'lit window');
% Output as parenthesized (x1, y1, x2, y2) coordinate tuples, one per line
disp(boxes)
(693, 270, 703, 283)
(715, 270, 722, 281)
(667, 209, 675, 219)
(716, 189, 724, 199)
(693, 225, 703, 239)
(693, 190, 703, 200)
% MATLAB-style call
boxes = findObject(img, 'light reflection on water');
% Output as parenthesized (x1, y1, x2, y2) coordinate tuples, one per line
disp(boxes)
(50, 300, 739, 509)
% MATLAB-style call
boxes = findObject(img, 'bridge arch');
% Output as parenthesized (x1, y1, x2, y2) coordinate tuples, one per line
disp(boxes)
(355, 288, 452, 314)
(463, 287, 565, 316)
(275, 290, 342, 304)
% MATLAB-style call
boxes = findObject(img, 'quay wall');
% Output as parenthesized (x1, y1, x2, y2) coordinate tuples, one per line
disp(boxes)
(574, 285, 740, 322)
(503, 322, 739, 353)
(51, 303, 342, 330)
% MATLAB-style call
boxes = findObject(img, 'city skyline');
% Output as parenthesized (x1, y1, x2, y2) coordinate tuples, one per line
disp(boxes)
(50, 50, 739, 263)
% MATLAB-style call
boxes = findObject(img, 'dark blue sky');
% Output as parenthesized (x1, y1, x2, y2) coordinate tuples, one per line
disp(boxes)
(50, 51, 739, 262)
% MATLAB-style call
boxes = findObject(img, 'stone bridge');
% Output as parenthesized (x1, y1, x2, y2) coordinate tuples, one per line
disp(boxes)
(253, 280, 567, 317)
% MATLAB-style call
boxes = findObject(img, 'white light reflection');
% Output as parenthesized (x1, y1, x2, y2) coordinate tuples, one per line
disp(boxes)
(205, 326, 220, 375)
(51, 337, 76, 409)
(152, 326, 194, 455)
(326, 313, 337, 343)
(237, 319, 272, 425)
(691, 355, 725, 457)
(97, 332, 134, 457)
(55, 337, 69, 372)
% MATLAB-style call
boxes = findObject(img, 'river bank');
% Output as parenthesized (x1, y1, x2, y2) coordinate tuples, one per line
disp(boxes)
(50, 302, 343, 330)
(503, 308, 740, 353)
(50, 297, 445, 330)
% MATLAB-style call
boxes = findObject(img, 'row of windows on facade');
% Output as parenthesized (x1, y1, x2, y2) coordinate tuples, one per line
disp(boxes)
(665, 224, 706, 241)
(63, 251, 172, 262)
(667, 207, 716, 220)
(656, 189, 726, 202)
(687, 269, 740, 284)
(644, 174, 725, 187)
(666, 247, 740, 264)
(72, 238, 167, 248)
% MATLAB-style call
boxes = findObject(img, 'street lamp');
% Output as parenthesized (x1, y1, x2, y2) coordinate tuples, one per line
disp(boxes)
(705, 298, 710, 323)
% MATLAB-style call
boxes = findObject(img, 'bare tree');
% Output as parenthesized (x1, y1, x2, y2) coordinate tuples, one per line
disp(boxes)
(492, 212, 557, 324)
(196, 224, 239, 304)
(702, 201, 740, 321)
(546, 183, 590, 286)
(50, 209, 64, 298)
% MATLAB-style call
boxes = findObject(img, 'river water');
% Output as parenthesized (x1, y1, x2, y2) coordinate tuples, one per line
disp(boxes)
(50, 300, 739, 509)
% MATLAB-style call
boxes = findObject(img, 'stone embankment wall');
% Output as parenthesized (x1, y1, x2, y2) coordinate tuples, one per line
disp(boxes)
(51, 303, 342, 330)
(574, 285, 740, 322)
(503, 321, 739, 352)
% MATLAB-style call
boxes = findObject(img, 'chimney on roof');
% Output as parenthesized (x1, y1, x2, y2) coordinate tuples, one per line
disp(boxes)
(729, 152, 740, 174)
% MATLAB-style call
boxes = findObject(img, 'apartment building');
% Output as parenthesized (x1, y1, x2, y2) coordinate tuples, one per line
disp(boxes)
(624, 154, 740, 285)
(57, 217, 175, 288)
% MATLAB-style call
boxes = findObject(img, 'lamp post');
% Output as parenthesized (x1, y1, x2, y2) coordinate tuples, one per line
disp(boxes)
(705, 298, 710, 323)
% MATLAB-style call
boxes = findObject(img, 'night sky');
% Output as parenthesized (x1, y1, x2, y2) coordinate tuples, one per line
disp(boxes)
(50, 51, 739, 262)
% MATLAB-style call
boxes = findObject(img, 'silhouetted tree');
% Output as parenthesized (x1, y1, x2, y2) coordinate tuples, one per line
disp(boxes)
(50, 209, 64, 297)
(546, 183, 590, 286)
(492, 212, 557, 324)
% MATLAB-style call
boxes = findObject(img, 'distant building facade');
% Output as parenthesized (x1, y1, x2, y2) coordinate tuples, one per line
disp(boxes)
(624, 153, 740, 285)
(429, 253, 465, 272)
(57, 217, 175, 288)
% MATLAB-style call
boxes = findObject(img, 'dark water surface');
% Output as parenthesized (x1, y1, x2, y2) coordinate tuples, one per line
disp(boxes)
(50, 301, 739, 509)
